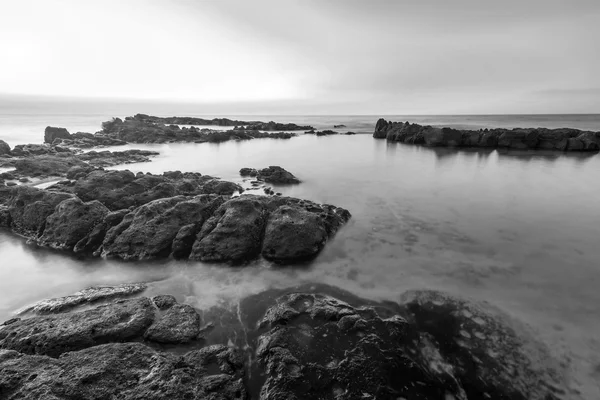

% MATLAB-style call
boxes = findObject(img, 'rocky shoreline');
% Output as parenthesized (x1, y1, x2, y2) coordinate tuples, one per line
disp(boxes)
(0, 283, 567, 399)
(374, 119, 600, 151)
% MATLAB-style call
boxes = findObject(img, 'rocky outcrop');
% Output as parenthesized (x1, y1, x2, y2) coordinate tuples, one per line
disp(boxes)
(18, 283, 147, 314)
(306, 129, 339, 136)
(0, 342, 246, 400)
(0, 140, 10, 156)
(44, 126, 71, 144)
(240, 166, 301, 184)
(0, 284, 567, 400)
(374, 119, 600, 151)
(95, 114, 309, 144)
(0, 150, 159, 183)
(48, 169, 241, 210)
(0, 170, 350, 264)
(129, 113, 313, 131)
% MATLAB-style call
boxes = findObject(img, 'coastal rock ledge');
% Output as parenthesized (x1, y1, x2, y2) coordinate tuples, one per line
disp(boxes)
(0, 169, 350, 264)
(374, 119, 600, 151)
(0, 284, 568, 400)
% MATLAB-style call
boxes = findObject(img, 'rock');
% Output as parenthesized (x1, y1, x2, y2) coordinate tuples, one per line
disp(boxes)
(190, 196, 268, 263)
(257, 166, 301, 184)
(255, 292, 464, 400)
(315, 129, 338, 136)
(0, 139, 10, 155)
(374, 119, 600, 152)
(5, 182, 16, 187)
(4, 186, 74, 236)
(261, 205, 327, 262)
(144, 303, 201, 344)
(12, 155, 87, 178)
(152, 294, 177, 310)
(19, 283, 147, 314)
(0, 342, 247, 400)
(66, 165, 95, 180)
(102, 194, 224, 260)
(344, 131, 357, 135)
(73, 209, 129, 254)
(44, 126, 71, 144)
(239, 167, 258, 177)
(37, 197, 109, 251)
(51, 169, 240, 211)
(0, 297, 155, 357)
(333, 124, 346, 128)
(400, 290, 566, 400)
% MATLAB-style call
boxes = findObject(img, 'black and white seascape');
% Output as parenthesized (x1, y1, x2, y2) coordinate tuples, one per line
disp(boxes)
(1, 1, 600, 399)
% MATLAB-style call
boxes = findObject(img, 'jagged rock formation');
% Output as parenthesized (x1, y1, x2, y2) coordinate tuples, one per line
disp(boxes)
(240, 166, 301, 184)
(374, 119, 600, 151)
(0, 169, 350, 264)
(93, 114, 312, 144)
(44, 126, 127, 147)
(0, 284, 567, 399)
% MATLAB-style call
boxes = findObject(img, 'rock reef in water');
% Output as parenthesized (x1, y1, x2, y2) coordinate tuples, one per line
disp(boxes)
(374, 119, 600, 151)
(0, 168, 350, 264)
(94, 114, 313, 144)
(0, 284, 567, 400)
(44, 126, 127, 147)
(240, 166, 301, 184)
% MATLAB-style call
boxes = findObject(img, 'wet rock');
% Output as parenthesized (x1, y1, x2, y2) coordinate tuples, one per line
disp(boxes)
(144, 303, 201, 344)
(343, 131, 357, 135)
(73, 208, 130, 254)
(19, 283, 147, 314)
(38, 197, 109, 251)
(315, 129, 338, 136)
(261, 205, 327, 263)
(255, 292, 464, 400)
(44, 126, 72, 144)
(102, 194, 224, 260)
(152, 295, 177, 310)
(0, 342, 247, 400)
(190, 196, 268, 263)
(0, 297, 155, 357)
(334, 124, 346, 128)
(66, 165, 95, 180)
(374, 119, 600, 152)
(400, 290, 566, 400)
(0, 139, 10, 155)
(4, 186, 74, 236)
(13, 154, 88, 177)
(239, 167, 258, 177)
(257, 166, 301, 184)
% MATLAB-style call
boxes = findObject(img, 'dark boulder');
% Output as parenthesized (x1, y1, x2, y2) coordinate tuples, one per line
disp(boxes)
(0, 139, 10, 155)
(13, 155, 87, 178)
(190, 196, 268, 263)
(44, 126, 71, 144)
(400, 290, 566, 400)
(255, 292, 464, 399)
(239, 167, 258, 177)
(101, 194, 224, 260)
(144, 303, 201, 344)
(38, 197, 109, 251)
(261, 205, 327, 262)
(5, 186, 74, 236)
(241, 166, 300, 184)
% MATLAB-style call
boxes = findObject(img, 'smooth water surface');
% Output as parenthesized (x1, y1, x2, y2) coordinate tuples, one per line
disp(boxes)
(1, 113, 600, 398)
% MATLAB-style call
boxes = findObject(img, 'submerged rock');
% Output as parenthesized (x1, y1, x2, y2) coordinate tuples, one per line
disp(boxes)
(374, 119, 600, 152)
(400, 290, 566, 400)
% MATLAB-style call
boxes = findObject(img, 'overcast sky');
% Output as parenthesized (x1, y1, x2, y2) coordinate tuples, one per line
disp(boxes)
(1, 0, 599, 114)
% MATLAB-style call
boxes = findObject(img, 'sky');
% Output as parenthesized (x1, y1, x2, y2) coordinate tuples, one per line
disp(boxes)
(0, 0, 599, 114)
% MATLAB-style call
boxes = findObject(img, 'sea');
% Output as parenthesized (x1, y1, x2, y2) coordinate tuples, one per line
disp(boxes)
(1, 104, 599, 399)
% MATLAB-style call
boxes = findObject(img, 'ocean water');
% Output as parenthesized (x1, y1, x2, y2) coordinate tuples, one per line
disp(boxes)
(1, 109, 600, 398)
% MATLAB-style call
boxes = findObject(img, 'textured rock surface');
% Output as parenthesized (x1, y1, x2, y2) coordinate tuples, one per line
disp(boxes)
(1, 170, 349, 264)
(144, 303, 202, 344)
(0, 342, 247, 400)
(400, 290, 566, 400)
(240, 166, 301, 184)
(38, 197, 109, 250)
(0, 139, 11, 155)
(18, 283, 147, 314)
(0, 297, 155, 357)
(374, 119, 600, 151)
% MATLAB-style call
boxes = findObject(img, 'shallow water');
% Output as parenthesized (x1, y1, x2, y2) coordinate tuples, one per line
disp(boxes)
(1, 114, 600, 398)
